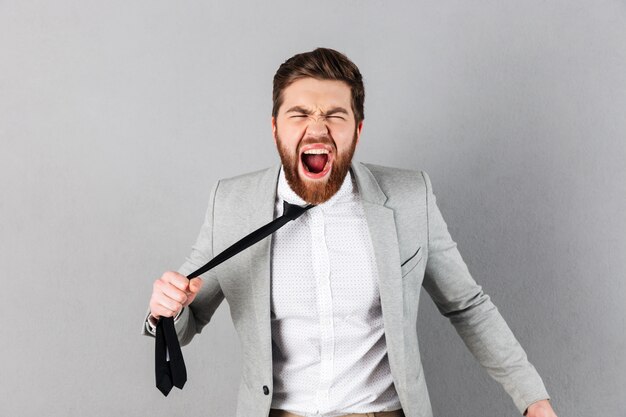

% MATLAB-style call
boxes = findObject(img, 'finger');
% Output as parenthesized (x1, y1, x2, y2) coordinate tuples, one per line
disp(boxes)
(150, 301, 178, 319)
(160, 281, 188, 306)
(162, 271, 190, 292)
(188, 277, 203, 294)
(156, 296, 183, 316)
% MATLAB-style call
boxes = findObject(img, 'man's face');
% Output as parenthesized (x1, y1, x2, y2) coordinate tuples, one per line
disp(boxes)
(272, 78, 363, 204)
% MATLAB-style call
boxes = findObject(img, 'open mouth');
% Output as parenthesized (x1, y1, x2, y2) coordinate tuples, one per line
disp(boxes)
(300, 145, 333, 179)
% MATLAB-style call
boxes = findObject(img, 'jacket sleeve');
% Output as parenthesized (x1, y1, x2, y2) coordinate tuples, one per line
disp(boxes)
(141, 180, 225, 347)
(420, 171, 549, 415)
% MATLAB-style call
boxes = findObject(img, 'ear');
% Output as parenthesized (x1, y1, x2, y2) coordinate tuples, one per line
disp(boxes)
(271, 116, 277, 145)
(355, 120, 364, 145)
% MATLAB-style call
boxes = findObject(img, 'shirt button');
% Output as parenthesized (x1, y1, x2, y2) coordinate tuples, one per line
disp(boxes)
(263, 385, 270, 395)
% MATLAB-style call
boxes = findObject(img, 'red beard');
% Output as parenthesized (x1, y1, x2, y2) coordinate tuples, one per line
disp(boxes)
(276, 132, 358, 205)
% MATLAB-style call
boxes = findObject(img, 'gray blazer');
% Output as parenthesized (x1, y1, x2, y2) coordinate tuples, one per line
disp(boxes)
(143, 161, 549, 417)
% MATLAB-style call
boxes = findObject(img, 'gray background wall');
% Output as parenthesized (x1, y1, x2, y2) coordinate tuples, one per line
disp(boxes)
(1, 1, 624, 416)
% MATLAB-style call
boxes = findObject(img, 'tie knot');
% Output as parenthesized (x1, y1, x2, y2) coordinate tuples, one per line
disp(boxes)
(283, 201, 314, 220)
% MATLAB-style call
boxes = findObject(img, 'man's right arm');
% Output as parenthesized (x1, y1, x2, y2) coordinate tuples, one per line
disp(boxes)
(141, 181, 226, 346)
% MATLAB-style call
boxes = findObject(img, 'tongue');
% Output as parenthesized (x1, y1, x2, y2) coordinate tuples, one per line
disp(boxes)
(302, 154, 328, 173)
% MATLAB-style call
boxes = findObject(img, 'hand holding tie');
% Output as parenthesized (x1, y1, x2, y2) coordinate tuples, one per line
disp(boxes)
(151, 201, 313, 396)
(149, 271, 203, 319)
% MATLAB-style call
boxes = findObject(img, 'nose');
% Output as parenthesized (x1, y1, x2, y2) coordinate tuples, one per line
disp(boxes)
(305, 117, 329, 138)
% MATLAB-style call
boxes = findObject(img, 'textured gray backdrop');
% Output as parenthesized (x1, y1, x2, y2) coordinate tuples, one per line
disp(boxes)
(1, 1, 624, 416)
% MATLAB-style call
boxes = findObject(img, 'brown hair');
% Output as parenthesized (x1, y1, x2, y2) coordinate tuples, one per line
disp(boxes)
(272, 48, 365, 123)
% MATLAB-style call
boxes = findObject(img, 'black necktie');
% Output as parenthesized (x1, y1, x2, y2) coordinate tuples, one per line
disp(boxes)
(155, 201, 314, 396)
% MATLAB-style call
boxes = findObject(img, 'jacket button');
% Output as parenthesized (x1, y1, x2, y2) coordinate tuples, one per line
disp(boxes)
(263, 385, 270, 395)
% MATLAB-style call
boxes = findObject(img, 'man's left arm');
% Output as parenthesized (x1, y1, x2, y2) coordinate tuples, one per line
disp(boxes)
(421, 172, 556, 417)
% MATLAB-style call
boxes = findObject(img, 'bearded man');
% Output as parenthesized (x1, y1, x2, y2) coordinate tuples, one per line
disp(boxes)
(143, 48, 557, 417)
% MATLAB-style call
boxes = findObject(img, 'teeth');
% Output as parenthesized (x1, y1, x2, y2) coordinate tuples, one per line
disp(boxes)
(303, 149, 329, 155)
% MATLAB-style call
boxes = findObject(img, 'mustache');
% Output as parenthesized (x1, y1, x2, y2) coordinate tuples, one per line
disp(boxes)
(297, 136, 337, 153)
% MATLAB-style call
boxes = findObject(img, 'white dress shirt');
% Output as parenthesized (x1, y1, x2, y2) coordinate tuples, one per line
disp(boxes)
(270, 167, 401, 417)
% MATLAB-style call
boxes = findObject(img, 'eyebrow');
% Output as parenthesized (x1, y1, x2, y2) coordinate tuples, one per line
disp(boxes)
(285, 106, 349, 116)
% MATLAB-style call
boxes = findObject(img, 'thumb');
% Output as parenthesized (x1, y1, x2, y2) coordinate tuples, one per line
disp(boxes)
(188, 277, 203, 294)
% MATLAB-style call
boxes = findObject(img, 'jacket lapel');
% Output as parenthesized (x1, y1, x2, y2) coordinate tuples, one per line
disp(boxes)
(351, 162, 407, 389)
(244, 164, 281, 385)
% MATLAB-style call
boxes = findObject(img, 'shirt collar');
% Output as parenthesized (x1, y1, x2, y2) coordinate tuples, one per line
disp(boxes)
(277, 166, 356, 208)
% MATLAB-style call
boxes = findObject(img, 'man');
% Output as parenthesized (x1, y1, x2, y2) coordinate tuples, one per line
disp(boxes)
(143, 48, 557, 417)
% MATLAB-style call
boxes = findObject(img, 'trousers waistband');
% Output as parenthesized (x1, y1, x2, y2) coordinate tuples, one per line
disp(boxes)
(269, 409, 405, 417)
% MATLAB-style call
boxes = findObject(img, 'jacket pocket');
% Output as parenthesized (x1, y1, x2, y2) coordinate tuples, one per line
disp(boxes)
(401, 246, 423, 277)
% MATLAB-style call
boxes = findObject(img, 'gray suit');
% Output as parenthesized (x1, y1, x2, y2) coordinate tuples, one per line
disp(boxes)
(143, 161, 549, 417)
